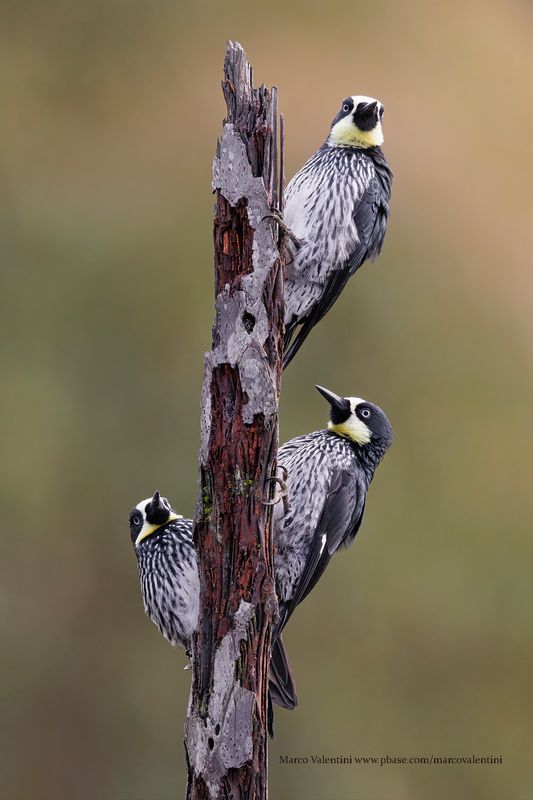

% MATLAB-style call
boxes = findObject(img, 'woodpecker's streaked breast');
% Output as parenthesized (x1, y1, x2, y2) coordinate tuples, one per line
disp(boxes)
(135, 517, 199, 651)
(284, 146, 380, 324)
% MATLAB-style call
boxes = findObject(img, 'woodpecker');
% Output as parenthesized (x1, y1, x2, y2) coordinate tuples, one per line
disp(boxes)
(272, 385, 393, 638)
(129, 490, 298, 724)
(130, 491, 199, 653)
(282, 96, 392, 367)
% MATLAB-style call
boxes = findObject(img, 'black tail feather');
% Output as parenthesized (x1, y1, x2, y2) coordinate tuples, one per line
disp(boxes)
(268, 635, 298, 710)
(283, 324, 306, 369)
(267, 690, 274, 738)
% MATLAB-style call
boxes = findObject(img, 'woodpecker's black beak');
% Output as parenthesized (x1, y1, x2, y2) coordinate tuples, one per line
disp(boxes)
(360, 101, 379, 124)
(315, 385, 351, 423)
(146, 489, 168, 525)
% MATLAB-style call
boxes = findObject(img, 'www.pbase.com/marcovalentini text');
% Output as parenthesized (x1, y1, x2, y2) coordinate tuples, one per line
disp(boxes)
(279, 754, 504, 766)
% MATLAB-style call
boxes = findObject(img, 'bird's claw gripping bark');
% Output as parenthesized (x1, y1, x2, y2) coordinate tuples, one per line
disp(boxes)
(262, 466, 290, 515)
(262, 210, 303, 249)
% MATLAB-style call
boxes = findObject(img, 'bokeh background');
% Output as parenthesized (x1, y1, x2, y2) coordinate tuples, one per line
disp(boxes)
(2, 1, 533, 798)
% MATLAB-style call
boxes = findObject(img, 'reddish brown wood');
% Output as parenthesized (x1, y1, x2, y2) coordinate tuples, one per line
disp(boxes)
(185, 41, 283, 800)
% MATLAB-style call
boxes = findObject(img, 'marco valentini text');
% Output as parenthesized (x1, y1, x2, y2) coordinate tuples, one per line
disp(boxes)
(279, 754, 504, 766)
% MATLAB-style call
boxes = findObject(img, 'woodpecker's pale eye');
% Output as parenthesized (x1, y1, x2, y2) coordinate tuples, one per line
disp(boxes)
(361, 409, 371, 419)
(131, 515, 141, 526)
(342, 103, 350, 113)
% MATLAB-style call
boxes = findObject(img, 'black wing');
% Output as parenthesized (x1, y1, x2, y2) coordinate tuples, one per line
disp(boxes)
(284, 173, 390, 369)
(274, 467, 365, 640)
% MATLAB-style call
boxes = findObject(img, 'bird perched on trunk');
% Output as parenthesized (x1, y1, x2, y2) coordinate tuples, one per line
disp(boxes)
(130, 389, 392, 727)
(281, 96, 392, 367)
(129, 490, 297, 725)
(130, 491, 199, 653)
(272, 385, 393, 640)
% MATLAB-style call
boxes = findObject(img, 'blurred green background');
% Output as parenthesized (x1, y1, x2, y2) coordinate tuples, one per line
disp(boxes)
(2, 1, 532, 798)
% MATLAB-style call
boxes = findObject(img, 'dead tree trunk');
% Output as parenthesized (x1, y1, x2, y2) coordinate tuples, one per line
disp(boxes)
(185, 41, 284, 800)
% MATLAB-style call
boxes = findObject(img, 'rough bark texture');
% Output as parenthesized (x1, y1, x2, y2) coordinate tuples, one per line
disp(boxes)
(185, 41, 283, 800)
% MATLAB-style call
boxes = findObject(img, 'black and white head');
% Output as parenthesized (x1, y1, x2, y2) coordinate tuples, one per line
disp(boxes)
(329, 95, 385, 148)
(129, 490, 181, 547)
(316, 385, 393, 448)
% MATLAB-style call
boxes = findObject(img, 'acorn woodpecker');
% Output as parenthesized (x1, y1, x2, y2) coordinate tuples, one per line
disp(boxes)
(130, 491, 199, 653)
(272, 385, 393, 639)
(282, 96, 392, 367)
(129, 490, 298, 722)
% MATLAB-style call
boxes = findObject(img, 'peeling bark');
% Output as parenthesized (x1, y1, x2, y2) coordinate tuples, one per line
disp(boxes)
(185, 41, 283, 800)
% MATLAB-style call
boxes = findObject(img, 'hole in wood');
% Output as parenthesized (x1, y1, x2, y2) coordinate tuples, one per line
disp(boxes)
(242, 311, 256, 333)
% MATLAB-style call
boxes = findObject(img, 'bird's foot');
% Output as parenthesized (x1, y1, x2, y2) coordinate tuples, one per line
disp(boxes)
(184, 662, 192, 671)
(263, 210, 303, 249)
(262, 466, 290, 515)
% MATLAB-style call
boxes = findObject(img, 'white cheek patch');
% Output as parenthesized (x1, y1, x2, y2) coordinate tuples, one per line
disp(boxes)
(330, 115, 359, 144)
(347, 397, 372, 443)
(341, 415, 372, 445)
(365, 122, 384, 147)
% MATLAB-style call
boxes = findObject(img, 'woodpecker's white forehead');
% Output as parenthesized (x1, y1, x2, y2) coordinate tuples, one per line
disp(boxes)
(348, 397, 366, 413)
(351, 94, 382, 109)
(136, 498, 152, 515)
(136, 495, 173, 514)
